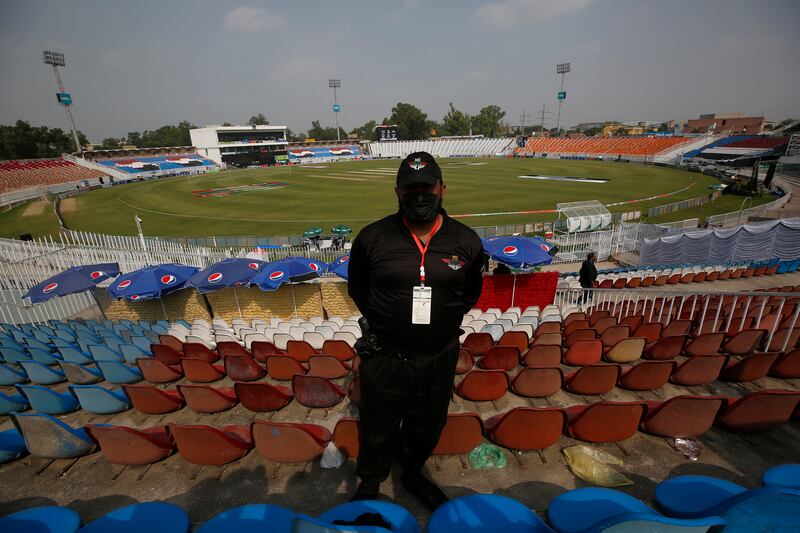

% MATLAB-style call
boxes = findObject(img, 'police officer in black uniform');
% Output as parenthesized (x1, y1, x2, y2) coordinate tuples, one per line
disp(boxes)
(347, 151, 484, 510)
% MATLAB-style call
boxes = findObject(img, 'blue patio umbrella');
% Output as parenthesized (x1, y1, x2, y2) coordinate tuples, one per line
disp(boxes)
(106, 263, 199, 318)
(328, 254, 350, 281)
(24, 263, 120, 303)
(187, 258, 267, 293)
(248, 256, 329, 317)
(483, 236, 557, 269)
(186, 258, 268, 318)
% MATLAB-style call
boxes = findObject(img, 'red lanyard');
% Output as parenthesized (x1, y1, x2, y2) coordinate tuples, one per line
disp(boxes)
(403, 216, 441, 285)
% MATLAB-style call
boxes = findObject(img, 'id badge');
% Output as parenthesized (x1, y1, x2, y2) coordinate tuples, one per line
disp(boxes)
(412, 286, 433, 325)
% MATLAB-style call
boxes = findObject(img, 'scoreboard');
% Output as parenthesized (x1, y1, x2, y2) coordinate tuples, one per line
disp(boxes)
(376, 125, 398, 141)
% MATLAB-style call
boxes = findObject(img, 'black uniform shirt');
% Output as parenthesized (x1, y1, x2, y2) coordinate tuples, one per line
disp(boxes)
(348, 209, 484, 354)
(579, 260, 597, 288)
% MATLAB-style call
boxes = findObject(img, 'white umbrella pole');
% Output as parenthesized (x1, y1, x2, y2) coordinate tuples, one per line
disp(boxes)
(290, 284, 298, 318)
(511, 273, 517, 308)
(233, 286, 243, 318)
(159, 297, 169, 321)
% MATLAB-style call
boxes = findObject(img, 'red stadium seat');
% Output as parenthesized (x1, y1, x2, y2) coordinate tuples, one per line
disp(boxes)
(223, 355, 266, 381)
(182, 343, 219, 363)
(266, 355, 307, 381)
(234, 382, 293, 412)
(720, 352, 780, 382)
(455, 348, 474, 374)
(216, 341, 250, 357)
(523, 345, 562, 367)
(640, 396, 726, 438)
(563, 339, 603, 366)
(564, 364, 621, 395)
(307, 355, 350, 378)
(136, 358, 183, 383)
(177, 384, 238, 413)
(169, 424, 251, 465)
(479, 346, 520, 371)
(251, 420, 330, 463)
(286, 340, 318, 362)
(715, 390, 800, 432)
(498, 331, 529, 353)
(251, 341, 284, 362)
(566, 402, 647, 443)
(617, 360, 676, 390)
(123, 384, 184, 414)
(180, 359, 225, 383)
(433, 413, 484, 455)
(461, 333, 493, 357)
(510, 367, 563, 398)
(455, 370, 509, 401)
(723, 329, 767, 356)
(86, 424, 174, 465)
(292, 374, 346, 408)
(769, 348, 800, 378)
(332, 417, 360, 459)
(485, 407, 566, 451)
(157, 335, 183, 352)
(644, 335, 686, 360)
(151, 344, 183, 365)
(684, 333, 725, 356)
(669, 355, 727, 386)
(321, 340, 356, 361)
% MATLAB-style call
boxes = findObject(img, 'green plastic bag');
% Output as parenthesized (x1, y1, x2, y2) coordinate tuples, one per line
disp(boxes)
(562, 445, 633, 487)
(468, 443, 507, 469)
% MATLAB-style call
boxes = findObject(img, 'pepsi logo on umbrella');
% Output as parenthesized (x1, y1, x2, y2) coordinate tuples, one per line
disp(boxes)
(338, 256, 349, 264)
(161, 275, 176, 285)
(309, 263, 320, 272)
(503, 246, 519, 257)
(248, 262, 260, 270)
(117, 279, 132, 290)
(90, 271, 105, 279)
(208, 272, 223, 283)
(130, 295, 140, 301)
(43, 282, 59, 293)
(269, 271, 284, 281)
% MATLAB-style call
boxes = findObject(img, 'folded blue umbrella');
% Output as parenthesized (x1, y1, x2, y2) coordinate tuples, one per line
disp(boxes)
(106, 263, 199, 301)
(248, 256, 328, 291)
(483, 236, 557, 269)
(24, 263, 120, 303)
(328, 254, 350, 281)
(186, 258, 267, 293)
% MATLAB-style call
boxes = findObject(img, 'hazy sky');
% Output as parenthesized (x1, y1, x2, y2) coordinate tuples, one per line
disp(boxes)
(1, 0, 798, 141)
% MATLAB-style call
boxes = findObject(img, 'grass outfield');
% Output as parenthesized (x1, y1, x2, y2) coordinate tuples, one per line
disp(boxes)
(0, 158, 749, 238)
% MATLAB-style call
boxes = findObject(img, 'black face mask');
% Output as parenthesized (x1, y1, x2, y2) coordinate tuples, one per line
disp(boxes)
(400, 191, 442, 224)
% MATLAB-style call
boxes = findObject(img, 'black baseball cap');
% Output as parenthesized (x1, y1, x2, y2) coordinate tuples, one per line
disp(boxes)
(396, 151, 443, 188)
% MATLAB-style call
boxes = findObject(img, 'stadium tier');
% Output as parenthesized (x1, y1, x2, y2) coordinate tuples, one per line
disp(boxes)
(96, 154, 216, 174)
(287, 145, 362, 162)
(367, 138, 515, 159)
(515, 136, 693, 157)
(0, 158, 108, 194)
(724, 136, 789, 149)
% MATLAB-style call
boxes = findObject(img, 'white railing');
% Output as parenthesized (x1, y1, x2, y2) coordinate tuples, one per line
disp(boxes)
(555, 287, 800, 353)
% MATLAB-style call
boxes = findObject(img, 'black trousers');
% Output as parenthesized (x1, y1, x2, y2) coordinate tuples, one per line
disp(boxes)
(355, 337, 459, 485)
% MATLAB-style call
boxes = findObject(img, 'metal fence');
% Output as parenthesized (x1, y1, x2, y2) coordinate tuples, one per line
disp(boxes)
(554, 286, 800, 354)
(647, 191, 721, 218)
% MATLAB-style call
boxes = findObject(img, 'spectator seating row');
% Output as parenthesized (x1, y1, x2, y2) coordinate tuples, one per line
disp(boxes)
(4, 465, 799, 533)
(559, 258, 800, 290)
(367, 138, 514, 159)
(0, 158, 107, 193)
(4, 391, 799, 469)
(514, 136, 692, 157)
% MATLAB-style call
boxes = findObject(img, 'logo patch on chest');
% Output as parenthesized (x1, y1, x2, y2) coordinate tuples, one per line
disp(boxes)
(442, 255, 465, 271)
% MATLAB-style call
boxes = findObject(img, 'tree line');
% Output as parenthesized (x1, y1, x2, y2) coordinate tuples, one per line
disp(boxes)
(0, 102, 510, 158)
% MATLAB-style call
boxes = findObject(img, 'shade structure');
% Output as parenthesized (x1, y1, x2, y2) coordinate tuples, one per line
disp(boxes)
(483, 236, 556, 269)
(303, 227, 323, 238)
(186, 258, 267, 293)
(248, 257, 328, 291)
(24, 263, 120, 303)
(331, 225, 352, 236)
(106, 263, 198, 302)
(328, 254, 350, 281)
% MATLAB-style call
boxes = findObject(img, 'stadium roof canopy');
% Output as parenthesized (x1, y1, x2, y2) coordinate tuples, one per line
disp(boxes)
(556, 200, 612, 233)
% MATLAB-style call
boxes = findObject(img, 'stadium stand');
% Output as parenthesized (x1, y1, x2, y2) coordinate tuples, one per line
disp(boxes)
(96, 154, 216, 174)
(0, 158, 108, 194)
(287, 145, 362, 163)
(368, 138, 515, 159)
(514, 136, 692, 158)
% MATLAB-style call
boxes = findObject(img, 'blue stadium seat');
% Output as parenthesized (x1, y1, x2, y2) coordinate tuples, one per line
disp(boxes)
(0, 428, 28, 464)
(89, 345, 124, 362)
(317, 501, 421, 533)
(0, 506, 80, 533)
(0, 363, 28, 385)
(0, 391, 29, 415)
(16, 385, 79, 414)
(762, 464, 800, 490)
(197, 504, 300, 533)
(27, 347, 62, 365)
(68, 385, 130, 414)
(79, 502, 190, 533)
(19, 361, 65, 384)
(0, 347, 31, 363)
(59, 362, 103, 384)
(11, 412, 94, 458)
(59, 346, 93, 365)
(96, 361, 143, 384)
(429, 494, 552, 533)
(120, 344, 151, 364)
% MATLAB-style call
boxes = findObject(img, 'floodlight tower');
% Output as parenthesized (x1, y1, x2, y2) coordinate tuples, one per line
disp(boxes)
(555, 62, 571, 137)
(43, 50, 83, 156)
(329, 79, 342, 141)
